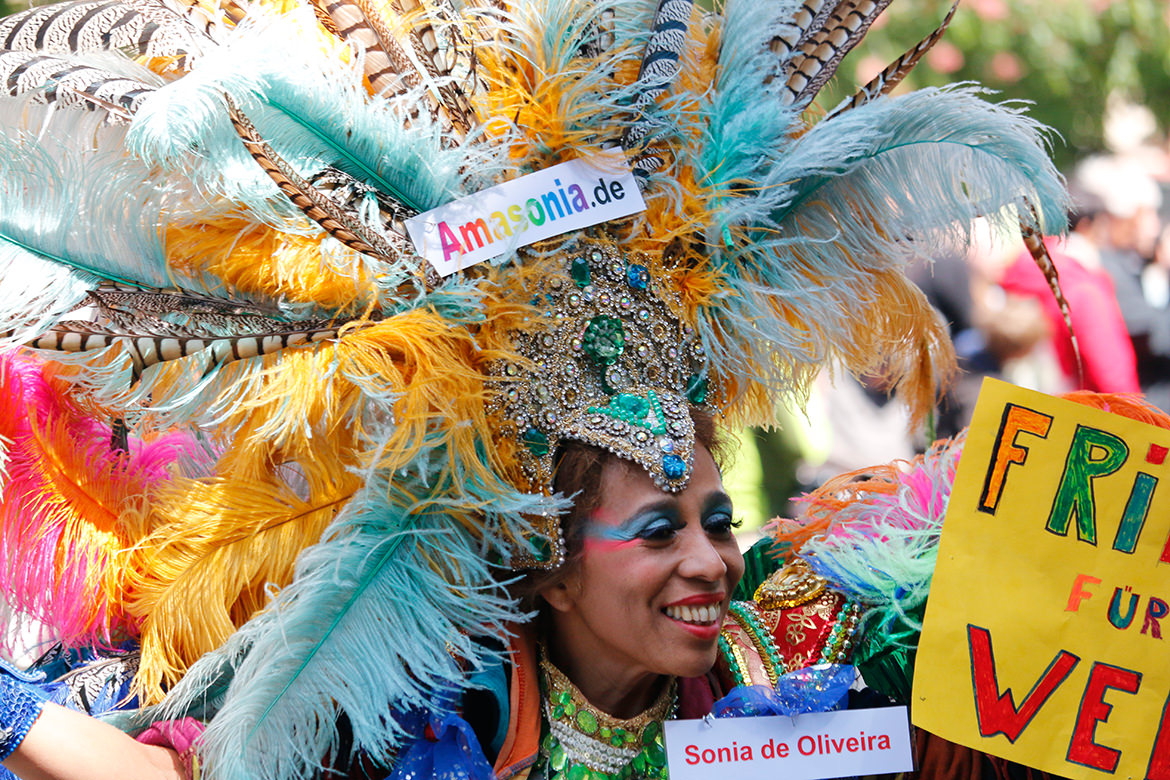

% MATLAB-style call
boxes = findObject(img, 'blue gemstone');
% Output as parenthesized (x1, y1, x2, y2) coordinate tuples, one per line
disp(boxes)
(662, 454, 686, 480)
(626, 264, 650, 290)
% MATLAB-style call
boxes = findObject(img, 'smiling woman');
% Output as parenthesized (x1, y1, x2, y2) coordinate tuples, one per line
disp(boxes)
(0, 0, 1070, 775)
(477, 426, 837, 780)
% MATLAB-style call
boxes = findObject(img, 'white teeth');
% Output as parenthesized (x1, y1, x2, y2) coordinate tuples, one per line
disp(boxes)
(664, 604, 720, 624)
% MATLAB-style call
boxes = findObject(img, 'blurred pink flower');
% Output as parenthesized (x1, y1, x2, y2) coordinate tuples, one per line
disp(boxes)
(926, 40, 965, 74)
(970, 0, 1009, 20)
(854, 55, 888, 85)
(989, 51, 1025, 82)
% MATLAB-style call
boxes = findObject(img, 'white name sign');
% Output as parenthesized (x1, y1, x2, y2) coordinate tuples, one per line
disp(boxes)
(664, 707, 914, 780)
(404, 152, 646, 276)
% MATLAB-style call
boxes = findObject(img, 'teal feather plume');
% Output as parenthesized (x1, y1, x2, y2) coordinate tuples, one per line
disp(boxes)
(145, 452, 564, 780)
(695, 0, 796, 195)
(126, 10, 485, 227)
(0, 108, 178, 290)
(695, 85, 1067, 396)
(0, 252, 95, 347)
(0, 104, 212, 352)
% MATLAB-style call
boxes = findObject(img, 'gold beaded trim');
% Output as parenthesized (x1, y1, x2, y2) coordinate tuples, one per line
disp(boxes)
(539, 646, 676, 744)
(726, 603, 783, 686)
(754, 558, 826, 610)
(717, 627, 753, 686)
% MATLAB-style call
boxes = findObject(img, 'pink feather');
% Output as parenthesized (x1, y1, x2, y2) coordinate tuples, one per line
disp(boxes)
(0, 350, 191, 652)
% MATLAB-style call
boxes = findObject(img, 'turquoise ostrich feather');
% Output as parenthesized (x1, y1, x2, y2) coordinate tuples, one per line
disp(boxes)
(126, 10, 488, 227)
(121, 446, 566, 780)
(695, 85, 1067, 396)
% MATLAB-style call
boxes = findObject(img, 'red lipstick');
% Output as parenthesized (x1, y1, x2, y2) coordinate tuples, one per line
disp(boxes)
(662, 593, 725, 607)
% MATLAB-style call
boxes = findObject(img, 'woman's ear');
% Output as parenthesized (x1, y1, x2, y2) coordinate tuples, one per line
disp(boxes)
(538, 576, 578, 614)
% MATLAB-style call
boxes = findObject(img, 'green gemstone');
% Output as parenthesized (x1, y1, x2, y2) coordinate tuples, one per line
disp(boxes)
(564, 700, 576, 717)
(631, 754, 648, 774)
(642, 721, 660, 741)
(522, 427, 550, 456)
(685, 373, 709, 404)
(599, 726, 612, 740)
(612, 733, 626, 747)
(575, 709, 599, 734)
(567, 764, 591, 780)
(612, 393, 650, 418)
(644, 739, 666, 767)
(529, 535, 552, 563)
(550, 740, 567, 771)
(582, 316, 625, 364)
(570, 257, 592, 287)
(558, 691, 572, 706)
(553, 704, 565, 719)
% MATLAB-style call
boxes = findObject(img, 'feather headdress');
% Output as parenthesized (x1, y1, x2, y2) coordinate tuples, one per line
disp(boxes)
(0, 0, 1069, 775)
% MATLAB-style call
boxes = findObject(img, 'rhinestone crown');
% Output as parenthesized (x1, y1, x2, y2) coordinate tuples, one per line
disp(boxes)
(489, 239, 716, 511)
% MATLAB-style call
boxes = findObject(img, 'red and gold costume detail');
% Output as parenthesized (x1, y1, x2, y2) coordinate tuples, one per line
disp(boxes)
(754, 559, 861, 670)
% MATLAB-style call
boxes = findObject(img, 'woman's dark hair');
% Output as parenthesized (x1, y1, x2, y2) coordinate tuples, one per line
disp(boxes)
(517, 406, 723, 607)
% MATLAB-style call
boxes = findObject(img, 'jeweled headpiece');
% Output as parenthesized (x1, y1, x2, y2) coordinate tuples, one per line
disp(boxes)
(490, 239, 713, 495)
(0, 0, 1071, 776)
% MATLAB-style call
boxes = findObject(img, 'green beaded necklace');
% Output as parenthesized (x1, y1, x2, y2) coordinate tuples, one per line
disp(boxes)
(538, 649, 676, 780)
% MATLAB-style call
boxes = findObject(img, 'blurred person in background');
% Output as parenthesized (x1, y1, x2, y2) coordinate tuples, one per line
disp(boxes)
(1077, 154, 1170, 413)
(998, 178, 1142, 394)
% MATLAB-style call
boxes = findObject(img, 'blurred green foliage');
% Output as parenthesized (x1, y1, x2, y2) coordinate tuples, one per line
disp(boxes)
(814, 0, 1170, 168)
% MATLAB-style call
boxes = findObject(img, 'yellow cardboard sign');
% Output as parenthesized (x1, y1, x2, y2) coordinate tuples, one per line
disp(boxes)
(914, 379, 1170, 780)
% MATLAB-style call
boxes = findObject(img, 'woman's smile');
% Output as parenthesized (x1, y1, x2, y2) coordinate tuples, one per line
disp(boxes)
(662, 592, 726, 637)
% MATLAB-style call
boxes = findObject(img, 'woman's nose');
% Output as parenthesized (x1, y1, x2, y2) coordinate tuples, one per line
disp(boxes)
(677, 526, 728, 581)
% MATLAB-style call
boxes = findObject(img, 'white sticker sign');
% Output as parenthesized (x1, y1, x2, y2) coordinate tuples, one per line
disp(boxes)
(664, 707, 914, 780)
(404, 152, 646, 276)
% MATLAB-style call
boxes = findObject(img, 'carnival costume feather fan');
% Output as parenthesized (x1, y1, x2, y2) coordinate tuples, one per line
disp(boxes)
(0, 0, 1072, 775)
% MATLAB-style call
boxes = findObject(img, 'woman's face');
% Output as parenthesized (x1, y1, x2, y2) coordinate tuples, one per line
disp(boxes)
(543, 445, 744, 684)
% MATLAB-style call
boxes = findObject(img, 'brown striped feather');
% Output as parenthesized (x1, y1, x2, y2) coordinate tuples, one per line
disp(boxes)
(222, 94, 397, 262)
(779, 0, 893, 109)
(389, 0, 473, 135)
(824, 0, 959, 120)
(770, 0, 831, 60)
(307, 0, 344, 39)
(119, 0, 219, 45)
(57, 84, 135, 121)
(308, 0, 414, 98)
(1019, 202, 1083, 382)
(24, 319, 345, 372)
(216, 0, 248, 27)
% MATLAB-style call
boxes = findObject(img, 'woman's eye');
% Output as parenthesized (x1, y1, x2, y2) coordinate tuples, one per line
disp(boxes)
(703, 511, 739, 536)
(635, 518, 680, 541)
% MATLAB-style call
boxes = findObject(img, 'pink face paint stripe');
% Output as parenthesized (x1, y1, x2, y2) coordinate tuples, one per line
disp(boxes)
(582, 537, 640, 554)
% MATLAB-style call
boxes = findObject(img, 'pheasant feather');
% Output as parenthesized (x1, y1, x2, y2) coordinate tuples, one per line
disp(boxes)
(125, 10, 482, 224)
(824, 0, 958, 120)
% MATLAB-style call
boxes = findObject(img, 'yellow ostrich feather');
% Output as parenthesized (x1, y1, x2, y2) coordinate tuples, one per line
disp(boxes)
(837, 269, 956, 429)
(125, 298, 537, 698)
(166, 219, 378, 311)
(474, 9, 638, 167)
(126, 465, 363, 702)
